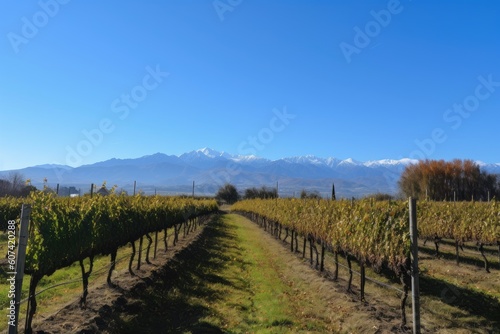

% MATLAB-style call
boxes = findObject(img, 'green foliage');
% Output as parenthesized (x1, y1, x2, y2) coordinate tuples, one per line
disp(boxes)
(0, 196, 23, 230)
(232, 198, 410, 275)
(215, 183, 240, 204)
(364, 193, 394, 201)
(244, 186, 278, 199)
(418, 200, 500, 244)
(0, 192, 218, 277)
(300, 189, 321, 199)
(232, 198, 500, 276)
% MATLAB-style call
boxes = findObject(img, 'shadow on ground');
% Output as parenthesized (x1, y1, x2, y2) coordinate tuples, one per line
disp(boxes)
(419, 245, 500, 271)
(103, 214, 241, 334)
(420, 274, 500, 330)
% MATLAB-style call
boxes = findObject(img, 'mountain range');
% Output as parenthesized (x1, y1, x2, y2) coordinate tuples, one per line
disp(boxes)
(2, 148, 500, 198)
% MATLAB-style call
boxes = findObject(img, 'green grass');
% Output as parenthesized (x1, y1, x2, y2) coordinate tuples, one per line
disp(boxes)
(108, 214, 334, 333)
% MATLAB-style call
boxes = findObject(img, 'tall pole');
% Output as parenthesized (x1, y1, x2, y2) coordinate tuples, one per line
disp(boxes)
(409, 197, 420, 334)
(133, 181, 136, 196)
(192, 181, 195, 198)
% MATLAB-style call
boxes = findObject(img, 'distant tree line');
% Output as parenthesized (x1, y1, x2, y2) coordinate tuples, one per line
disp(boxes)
(215, 184, 240, 204)
(300, 189, 321, 199)
(215, 184, 279, 204)
(363, 193, 394, 201)
(399, 159, 499, 201)
(244, 186, 278, 199)
(0, 172, 37, 197)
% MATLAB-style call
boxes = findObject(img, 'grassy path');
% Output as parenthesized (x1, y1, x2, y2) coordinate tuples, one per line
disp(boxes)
(109, 213, 343, 333)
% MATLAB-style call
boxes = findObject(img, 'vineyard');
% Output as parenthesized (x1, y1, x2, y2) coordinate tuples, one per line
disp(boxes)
(231, 198, 500, 328)
(418, 201, 500, 271)
(0, 192, 218, 333)
(1, 194, 499, 332)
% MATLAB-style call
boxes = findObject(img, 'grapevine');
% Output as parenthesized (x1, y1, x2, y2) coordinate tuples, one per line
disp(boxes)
(231, 197, 500, 326)
(0, 192, 218, 332)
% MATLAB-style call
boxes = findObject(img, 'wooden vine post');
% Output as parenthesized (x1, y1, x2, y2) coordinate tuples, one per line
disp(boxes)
(409, 197, 421, 334)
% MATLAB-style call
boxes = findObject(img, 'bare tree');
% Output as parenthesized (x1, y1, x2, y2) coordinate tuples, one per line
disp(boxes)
(0, 179, 11, 196)
(0, 172, 36, 197)
(8, 172, 25, 196)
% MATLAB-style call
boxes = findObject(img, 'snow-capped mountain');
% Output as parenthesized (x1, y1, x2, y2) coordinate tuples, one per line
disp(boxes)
(1, 149, 498, 198)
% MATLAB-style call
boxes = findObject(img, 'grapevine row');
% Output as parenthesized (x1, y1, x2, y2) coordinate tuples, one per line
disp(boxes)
(232, 199, 499, 270)
(232, 198, 410, 275)
(0, 196, 24, 231)
(418, 200, 500, 271)
(418, 200, 499, 244)
(231, 198, 500, 326)
(1, 192, 218, 333)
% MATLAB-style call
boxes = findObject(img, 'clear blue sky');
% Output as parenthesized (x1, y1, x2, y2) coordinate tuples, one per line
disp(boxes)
(1, 0, 499, 170)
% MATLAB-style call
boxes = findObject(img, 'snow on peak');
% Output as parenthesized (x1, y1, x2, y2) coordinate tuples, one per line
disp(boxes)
(181, 149, 499, 172)
(475, 160, 488, 167)
(338, 158, 362, 166)
(196, 147, 222, 158)
(283, 155, 327, 166)
(232, 154, 262, 162)
(364, 158, 418, 167)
